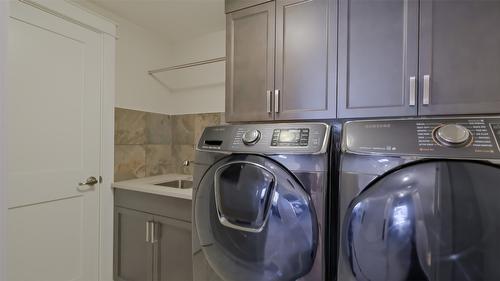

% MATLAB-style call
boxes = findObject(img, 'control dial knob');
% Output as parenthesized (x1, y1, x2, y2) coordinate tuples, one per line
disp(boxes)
(242, 129, 261, 145)
(434, 124, 472, 147)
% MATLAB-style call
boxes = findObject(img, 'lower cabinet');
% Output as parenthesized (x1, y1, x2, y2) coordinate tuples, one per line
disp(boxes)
(114, 189, 193, 281)
(114, 207, 154, 281)
(156, 216, 192, 281)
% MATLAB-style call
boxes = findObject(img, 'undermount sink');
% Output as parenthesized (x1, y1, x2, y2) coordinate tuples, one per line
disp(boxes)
(155, 179, 193, 189)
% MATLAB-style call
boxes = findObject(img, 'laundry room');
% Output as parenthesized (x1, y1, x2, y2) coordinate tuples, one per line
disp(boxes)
(2, 0, 500, 281)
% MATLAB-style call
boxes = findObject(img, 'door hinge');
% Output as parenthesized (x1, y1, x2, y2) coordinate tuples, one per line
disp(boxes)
(99, 176, 103, 183)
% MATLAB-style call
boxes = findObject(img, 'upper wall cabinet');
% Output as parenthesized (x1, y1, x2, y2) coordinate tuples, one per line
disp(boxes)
(337, 0, 419, 118)
(418, 0, 500, 115)
(225, 0, 337, 122)
(228, 0, 500, 121)
(226, 2, 275, 122)
(339, 0, 500, 118)
(275, 0, 336, 120)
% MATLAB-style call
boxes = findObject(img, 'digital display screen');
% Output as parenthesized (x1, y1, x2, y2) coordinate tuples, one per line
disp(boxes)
(279, 129, 301, 143)
(492, 123, 500, 136)
(491, 123, 500, 149)
(272, 128, 309, 147)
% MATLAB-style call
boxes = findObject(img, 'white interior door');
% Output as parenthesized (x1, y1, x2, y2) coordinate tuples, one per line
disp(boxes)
(7, 2, 101, 280)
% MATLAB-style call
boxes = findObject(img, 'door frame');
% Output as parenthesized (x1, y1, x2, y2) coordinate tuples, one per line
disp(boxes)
(1, 2, 8, 280)
(5, 1, 117, 280)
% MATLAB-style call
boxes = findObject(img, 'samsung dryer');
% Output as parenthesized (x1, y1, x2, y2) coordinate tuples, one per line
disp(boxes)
(192, 123, 331, 281)
(337, 117, 500, 281)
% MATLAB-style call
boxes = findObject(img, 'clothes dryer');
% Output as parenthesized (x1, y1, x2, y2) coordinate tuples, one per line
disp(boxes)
(338, 117, 500, 281)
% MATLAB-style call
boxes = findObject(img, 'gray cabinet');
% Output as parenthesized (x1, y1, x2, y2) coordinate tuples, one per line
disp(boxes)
(225, 2, 275, 122)
(114, 208, 154, 281)
(114, 189, 192, 281)
(275, 0, 336, 120)
(418, 0, 500, 115)
(339, 0, 500, 118)
(226, 0, 336, 122)
(337, 0, 419, 118)
(228, 0, 500, 120)
(156, 216, 192, 281)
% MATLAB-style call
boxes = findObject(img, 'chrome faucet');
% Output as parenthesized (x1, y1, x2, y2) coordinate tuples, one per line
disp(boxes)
(182, 160, 193, 167)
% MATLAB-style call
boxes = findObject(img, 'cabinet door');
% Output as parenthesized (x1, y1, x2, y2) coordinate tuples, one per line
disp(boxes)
(114, 207, 154, 281)
(419, 0, 500, 115)
(226, 2, 275, 122)
(155, 216, 193, 281)
(275, 0, 336, 120)
(338, 0, 419, 118)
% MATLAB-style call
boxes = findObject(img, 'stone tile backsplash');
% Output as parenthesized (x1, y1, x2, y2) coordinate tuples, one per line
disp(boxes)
(114, 145, 146, 180)
(115, 108, 147, 145)
(114, 108, 223, 181)
(171, 114, 195, 145)
(145, 113, 172, 144)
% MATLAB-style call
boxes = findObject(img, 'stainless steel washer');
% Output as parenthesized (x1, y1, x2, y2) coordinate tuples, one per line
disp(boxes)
(192, 123, 331, 281)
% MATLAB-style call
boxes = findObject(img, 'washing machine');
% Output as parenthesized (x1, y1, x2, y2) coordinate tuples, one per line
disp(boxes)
(192, 123, 332, 281)
(337, 116, 500, 281)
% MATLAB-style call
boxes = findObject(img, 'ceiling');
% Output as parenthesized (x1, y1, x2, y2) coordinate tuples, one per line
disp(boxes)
(87, 0, 225, 43)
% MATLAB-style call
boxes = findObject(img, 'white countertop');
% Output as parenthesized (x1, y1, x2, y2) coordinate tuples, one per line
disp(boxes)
(112, 174, 193, 200)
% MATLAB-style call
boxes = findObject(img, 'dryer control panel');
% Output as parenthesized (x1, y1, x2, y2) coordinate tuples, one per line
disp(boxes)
(343, 117, 500, 159)
(198, 123, 330, 154)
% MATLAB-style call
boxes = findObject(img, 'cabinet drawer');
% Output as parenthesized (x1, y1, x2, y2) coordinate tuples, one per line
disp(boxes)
(114, 189, 191, 222)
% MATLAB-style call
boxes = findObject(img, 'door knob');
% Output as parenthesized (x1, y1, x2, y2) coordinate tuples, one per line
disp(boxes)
(78, 176, 98, 186)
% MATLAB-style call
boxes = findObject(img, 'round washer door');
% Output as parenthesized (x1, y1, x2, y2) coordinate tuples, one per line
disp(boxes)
(342, 160, 500, 281)
(195, 154, 318, 281)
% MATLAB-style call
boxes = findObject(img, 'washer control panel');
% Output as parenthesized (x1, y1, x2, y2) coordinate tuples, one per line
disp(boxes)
(343, 117, 500, 159)
(271, 128, 310, 147)
(198, 123, 329, 154)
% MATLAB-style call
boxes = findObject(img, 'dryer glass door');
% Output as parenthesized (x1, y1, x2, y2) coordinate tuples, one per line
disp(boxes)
(195, 154, 318, 281)
(342, 160, 500, 281)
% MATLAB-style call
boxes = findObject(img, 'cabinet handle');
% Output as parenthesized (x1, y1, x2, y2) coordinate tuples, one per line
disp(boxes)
(146, 221, 151, 243)
(266, 90, 272, 113)
(409, 76, 416, 106)
(423, 75, 430, 105)
(274, 90, 280, 113)
(151, 222, 158, 243)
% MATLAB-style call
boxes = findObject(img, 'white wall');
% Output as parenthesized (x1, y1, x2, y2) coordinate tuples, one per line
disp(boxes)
(168, 30, 226, 115)
(75, 1, 174, 115)
(114, 18, 173, 114)
(75, 1, 226, 116)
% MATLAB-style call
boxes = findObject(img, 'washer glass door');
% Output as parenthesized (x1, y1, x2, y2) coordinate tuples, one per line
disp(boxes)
(195, 154, 318, 281)
(342, 160, 500, 281)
